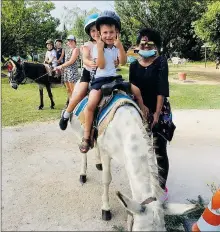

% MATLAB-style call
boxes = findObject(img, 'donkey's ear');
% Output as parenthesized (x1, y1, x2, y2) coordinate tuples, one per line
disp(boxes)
(1, 55, 6, 63)
(116, 191, 146, 215)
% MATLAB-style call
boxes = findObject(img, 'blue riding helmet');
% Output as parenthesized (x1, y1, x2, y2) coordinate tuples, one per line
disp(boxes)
(84, 13, 99, 35)
(96, 11, 121, 32)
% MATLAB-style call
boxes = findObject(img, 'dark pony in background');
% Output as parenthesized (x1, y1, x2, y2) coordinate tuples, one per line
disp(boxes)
(9, 59, 62, 110)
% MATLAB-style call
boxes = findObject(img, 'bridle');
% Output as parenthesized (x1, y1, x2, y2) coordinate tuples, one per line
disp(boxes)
(116, 190, 157, 231)
(9, 64, 27, 85)
(11, 62, 49, 85)
(128, 197, 157, 231)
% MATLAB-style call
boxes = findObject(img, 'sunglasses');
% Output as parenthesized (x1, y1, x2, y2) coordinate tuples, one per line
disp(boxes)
(140, 41, 155, 47)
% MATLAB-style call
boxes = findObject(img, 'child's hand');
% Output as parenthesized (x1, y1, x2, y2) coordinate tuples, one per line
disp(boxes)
(140, 104, 149, 119)
(55, 65, 62, 70)
(114, 33, 122, 48)
(114, 59, 119, 67)
(88, 60, 98, 69)
(96, 33, 104, 50)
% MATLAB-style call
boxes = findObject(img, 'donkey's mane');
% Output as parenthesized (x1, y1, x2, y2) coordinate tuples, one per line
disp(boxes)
(137, 117, 164, 200)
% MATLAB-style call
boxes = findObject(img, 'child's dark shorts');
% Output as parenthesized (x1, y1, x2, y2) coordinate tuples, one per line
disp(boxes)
(90, 75, 123, 90)
(80, 68, 91, 83)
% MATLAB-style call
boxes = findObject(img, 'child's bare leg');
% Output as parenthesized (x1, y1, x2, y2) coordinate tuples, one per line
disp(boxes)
(59, 82, 89, 131)
(79, 89, 102, 153)
(66, 82, 88, 113)
(84, 89, 102, 139)
(68, 82, 75, 98)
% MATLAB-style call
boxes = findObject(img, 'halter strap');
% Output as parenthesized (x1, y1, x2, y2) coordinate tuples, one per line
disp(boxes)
(141, 197, 157, 205)
(20, 63, 27, 84)
(21, 63, 49, 83)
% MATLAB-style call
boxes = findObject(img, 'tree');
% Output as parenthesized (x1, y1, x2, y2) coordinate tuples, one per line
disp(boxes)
(193, 1, 220, 52)
(62, 6, 100, 44)
(114, 0, 210, 60)
(1, 0, 60, 57)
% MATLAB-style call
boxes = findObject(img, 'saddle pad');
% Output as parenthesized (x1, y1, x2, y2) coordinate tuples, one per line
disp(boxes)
(72, 93, 142, 136)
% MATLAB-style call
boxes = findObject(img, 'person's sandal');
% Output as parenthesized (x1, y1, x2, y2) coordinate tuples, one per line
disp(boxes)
(79, 138, 90, 153)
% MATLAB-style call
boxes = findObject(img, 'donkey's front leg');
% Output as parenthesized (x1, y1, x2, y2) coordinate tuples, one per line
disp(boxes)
(45, 84, 55, 109)
(95, 142, 102, 171)
(79, 153, 87, 184)
(101, 154, 112, 221)
(38, 85, 44, 110)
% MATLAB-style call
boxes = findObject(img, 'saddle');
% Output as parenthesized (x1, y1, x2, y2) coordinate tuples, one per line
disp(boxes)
(70, 78, 142, 150)
(101, 78, 132, 96)
(90, 79, 133, 147)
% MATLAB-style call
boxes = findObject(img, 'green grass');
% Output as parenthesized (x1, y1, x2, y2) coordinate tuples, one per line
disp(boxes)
(2, 78, 67, 126)
(117, 65, 220, 109)
(2, 63, 220, 127)
(169, 83, 220, 109)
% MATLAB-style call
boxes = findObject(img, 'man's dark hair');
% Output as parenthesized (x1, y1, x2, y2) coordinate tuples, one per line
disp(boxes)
(136, 28, 162, 50)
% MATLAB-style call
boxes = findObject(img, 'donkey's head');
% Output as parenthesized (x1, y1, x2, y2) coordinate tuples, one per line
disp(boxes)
(116, 191, 166, 231)
(116, 191, 197, 231)
(9, 59, 25, 90)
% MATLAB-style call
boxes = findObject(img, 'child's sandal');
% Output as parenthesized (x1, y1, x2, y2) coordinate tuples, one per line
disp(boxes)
(79, 138, 90, 153)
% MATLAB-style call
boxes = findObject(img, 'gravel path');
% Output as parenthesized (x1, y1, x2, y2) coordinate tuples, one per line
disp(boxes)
(2, 110, 220, 231)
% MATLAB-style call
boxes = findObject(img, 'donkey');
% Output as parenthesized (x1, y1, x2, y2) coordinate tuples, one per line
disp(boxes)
(9, 59, 62, 110)
(68, 86, 196, 231)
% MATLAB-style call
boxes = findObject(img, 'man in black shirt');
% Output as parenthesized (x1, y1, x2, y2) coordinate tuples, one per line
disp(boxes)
(129, 28, 170, 201)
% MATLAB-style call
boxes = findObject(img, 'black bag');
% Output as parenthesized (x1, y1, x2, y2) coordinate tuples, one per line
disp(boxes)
(152, 98, 176, 142)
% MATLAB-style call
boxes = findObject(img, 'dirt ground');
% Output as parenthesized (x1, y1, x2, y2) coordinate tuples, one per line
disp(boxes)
(2, 110, 220, 231)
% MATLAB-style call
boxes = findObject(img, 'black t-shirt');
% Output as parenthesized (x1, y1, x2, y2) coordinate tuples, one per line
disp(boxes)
(129, 56, 169, 113)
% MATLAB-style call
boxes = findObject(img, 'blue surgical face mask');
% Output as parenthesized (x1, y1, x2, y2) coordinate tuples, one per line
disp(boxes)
(138, 49, 156, 58)
(127, 56, 137, 63)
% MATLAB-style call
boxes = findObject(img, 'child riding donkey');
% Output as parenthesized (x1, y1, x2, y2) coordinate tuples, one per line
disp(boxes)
(59, 13, 100, 130)
(77, 11, 148, 153)
(44, 39, 58, 77)
(59, 12, 120, 131)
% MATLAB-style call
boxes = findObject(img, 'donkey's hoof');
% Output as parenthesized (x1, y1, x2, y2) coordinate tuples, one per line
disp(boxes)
(96, 163, 103, 171)
(50, 105, 55, 109)
(102, 210, 112, 221)
(38, 106, 44, 110)
(80, 175, 87, 184)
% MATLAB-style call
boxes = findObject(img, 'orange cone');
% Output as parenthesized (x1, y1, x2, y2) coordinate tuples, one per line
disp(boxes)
(192, 189, 220, 231)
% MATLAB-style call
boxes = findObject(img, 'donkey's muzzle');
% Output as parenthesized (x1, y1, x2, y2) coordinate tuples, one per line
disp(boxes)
(10, 82, 18, 90)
